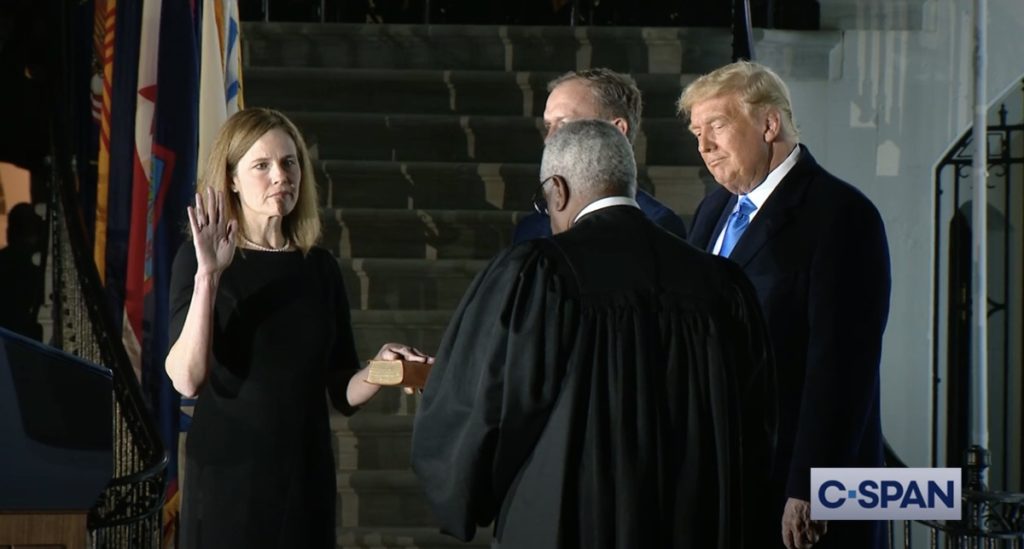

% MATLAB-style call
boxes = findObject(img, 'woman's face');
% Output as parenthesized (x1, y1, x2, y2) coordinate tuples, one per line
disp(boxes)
(232, 128, 301, 225)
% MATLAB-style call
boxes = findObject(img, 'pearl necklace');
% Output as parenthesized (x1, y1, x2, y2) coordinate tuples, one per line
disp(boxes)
(240, 234, 294, 252)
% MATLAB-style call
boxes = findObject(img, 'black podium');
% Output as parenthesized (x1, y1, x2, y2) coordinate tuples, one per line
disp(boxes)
(0, 328, 113, 549)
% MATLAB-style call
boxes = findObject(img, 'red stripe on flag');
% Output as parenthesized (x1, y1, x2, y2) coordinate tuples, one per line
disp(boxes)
(124, 149, 149, 357)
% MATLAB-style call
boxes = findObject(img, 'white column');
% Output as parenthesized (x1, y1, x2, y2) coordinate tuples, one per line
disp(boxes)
(970, 0, 989, 453)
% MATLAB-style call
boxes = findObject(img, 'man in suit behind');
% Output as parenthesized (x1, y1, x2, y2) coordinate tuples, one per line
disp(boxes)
(512, 68, 688, 244)
(680, 61, 891, 549)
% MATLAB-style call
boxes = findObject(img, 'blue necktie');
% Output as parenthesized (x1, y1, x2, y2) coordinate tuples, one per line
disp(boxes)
(719, 196, 756, 258)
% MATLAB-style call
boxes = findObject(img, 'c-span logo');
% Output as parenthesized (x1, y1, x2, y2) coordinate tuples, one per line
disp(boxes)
(811, 468, 961, 520)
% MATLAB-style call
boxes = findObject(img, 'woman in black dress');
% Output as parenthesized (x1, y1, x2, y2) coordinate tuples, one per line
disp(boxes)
(166, 108, 428, 548)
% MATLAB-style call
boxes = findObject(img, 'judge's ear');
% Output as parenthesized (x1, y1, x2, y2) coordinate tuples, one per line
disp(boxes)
(548, 175, 570, 213)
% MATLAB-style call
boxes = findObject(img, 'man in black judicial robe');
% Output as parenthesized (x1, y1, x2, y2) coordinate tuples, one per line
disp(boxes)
(411, 119, 778, 548)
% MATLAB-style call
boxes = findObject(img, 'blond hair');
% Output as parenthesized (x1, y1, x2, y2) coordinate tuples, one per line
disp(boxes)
(677, 60, 799, 141)
(197, 108, 320, 253)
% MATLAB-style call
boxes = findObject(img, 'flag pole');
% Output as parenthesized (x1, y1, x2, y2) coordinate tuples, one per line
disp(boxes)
(964, 1, 990, 526)
(969, 0, 988, 456)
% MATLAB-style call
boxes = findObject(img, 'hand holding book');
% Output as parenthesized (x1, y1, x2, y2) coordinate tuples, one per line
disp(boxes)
(348, 343, 434, 405)
(365, 359, 433, 389)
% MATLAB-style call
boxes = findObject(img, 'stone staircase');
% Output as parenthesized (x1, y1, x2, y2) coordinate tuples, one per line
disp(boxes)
(241, 21, 838, 548)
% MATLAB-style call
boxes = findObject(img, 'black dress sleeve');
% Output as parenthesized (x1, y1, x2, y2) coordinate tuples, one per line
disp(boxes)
(410, 242, 578, 541)
(320, 248, 362, 416)
(169, 241, 198, 347)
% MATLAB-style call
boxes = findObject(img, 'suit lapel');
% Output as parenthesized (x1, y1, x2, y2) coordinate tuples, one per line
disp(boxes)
(689, 189, 733, 252)
(728, 145, 818, 267)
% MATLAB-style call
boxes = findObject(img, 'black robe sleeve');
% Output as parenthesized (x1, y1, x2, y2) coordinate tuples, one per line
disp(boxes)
(410, 242, 578, 541)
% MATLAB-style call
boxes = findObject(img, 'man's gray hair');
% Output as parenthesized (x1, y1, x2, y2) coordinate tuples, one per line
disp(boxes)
(541, 119, 637, 200)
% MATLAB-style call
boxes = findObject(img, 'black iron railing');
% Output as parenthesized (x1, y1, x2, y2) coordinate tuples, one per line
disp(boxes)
(47, 150, 167, 547)
(887, 444, 1024, 548)
(913, 79, 1024, 549)
(47, 3, 168, 547)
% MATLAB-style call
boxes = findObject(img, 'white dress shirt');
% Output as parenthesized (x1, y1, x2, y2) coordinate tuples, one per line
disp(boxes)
(712, 145, 801, 255)
(573, 195, 641, 225)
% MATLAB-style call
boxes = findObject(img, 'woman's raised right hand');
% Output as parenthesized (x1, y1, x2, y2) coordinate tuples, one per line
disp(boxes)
(187, 187, 237, 277)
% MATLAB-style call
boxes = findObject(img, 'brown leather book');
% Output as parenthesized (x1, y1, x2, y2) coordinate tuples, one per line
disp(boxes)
(365, 359, 432, 389)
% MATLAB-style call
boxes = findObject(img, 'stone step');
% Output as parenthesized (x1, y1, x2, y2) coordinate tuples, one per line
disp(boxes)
(820, 0, 928, 30)
(323, 208, 524, 260)
(337, 527, 491, 548)
(243, 23, 735, 73)
(245, 67, 697, 117)
(337, 470, 436, 528)
(321, 160, 537, 212)
(349, 309, 453, 369)
(320, 160, 705, 213)
(292, 112, 701, 166)
(243, 23, 839, 79)
(339, 258, 486, 310)
(332, 414, 414, 471)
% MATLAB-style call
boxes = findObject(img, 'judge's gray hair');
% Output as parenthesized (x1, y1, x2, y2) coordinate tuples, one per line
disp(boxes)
(540, 119, 637, 200)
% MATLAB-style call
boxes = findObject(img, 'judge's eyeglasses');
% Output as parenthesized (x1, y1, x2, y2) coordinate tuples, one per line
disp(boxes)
(533, 175, 557, 216)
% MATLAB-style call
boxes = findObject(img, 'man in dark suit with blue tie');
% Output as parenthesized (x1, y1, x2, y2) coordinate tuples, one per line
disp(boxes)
(681, 61, 891, 549)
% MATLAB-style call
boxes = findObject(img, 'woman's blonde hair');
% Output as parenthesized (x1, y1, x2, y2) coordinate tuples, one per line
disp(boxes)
(677, 60, 800, 141)
(197, 108, 320, 253)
